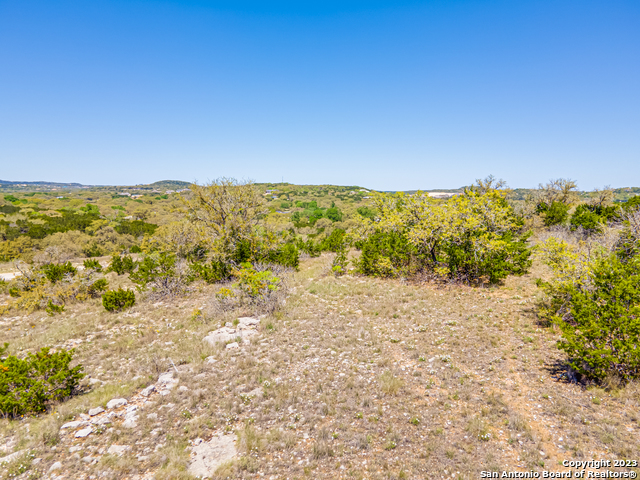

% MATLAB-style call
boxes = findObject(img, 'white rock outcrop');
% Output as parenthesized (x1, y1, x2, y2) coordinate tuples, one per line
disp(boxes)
(203, 316, 261, 347)
(106, 398, 128, 409)
(188, 435, 237, 478)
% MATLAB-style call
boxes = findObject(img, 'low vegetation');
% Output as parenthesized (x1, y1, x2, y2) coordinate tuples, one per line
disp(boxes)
(0, 177, 639, 478)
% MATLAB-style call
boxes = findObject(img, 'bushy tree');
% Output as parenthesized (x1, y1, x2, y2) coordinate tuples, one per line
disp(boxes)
(325, 207, 343, 222)
(0, 344, 84, 417)
(102, 288, 136, 311)
(182, 178, 299, 269)
(129, 252, 193, 298)
(107, 254, 136, 275)
(356, 230, 414, 278)
(570, 204, 618, 234)
(537, 235, 640, 381)
(354, 189, 531, 283)
(537, 201, 570, 227)
(0, 236, 34, 262)
(533, 179, 578, 226)
(41, 262, 77, 284)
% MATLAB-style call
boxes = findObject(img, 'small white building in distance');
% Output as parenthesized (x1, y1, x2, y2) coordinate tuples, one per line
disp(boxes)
(427, 192, 457, 199)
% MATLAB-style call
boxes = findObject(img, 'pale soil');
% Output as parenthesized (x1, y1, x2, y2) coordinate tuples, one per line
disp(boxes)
(0, 253, 639, 480)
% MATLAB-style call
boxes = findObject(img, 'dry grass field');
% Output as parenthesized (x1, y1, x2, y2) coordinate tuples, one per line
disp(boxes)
(1, 252, 639, 479)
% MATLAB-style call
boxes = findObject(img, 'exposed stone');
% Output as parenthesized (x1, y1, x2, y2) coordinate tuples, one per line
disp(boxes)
(122, 405, 139, 428)
(226, 342, 239, 349)
(188, 434, 237, 478)
(49, 461, 63, 472)
(140, 385, 155, 397)
(0, 450, 26, 465)
(107, 445, 130, 456)
(88, 407, 105, 416)
(178, 385, 189, 392)
(203, 326, 239, 345)
(205, 356, 216, 364)
(95, 416, 112, 426)
(60, 420, 88, 430)
(75, 427, 93, 438)
(157, 372, 176, 385)
(237, 316, 260, 327)
(106, 398, 128, 409)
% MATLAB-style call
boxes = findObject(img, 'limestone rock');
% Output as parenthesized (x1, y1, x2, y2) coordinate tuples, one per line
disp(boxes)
(75, 427, 93, 438)
(60, 420, 88, 430)
(107, 445, 130, 456)
(49, 461, 63, 472)
(237, 316, 260, 327)
(140, 385, 155, 397)
(226, 342, 239, 349)
(106, 398, 128, 409)
(203, 326, 239, 345)
(157, 372, 178, 395)
(0, 450, 26, 465)
(188, 435, 236, 478)
(88, 407, 104, 416)
(122, 406, 139, 428)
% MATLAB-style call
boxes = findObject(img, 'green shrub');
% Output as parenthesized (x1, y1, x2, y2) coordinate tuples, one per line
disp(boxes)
(325, 207, 343, 222)
(233, 264, 280, 298)
(537, 201, 570, 226)
(355, 230, 414, 278)
(297, 238, 322, 257)
(0, 344, 84, 417)
(83, 243, 103, 258)
(570, 204, 618, 234)
(102, 288, 136, 312)
(83, 259, 102, 272)
(41, 262, 77, 284)
(357, 206, 376, 220)
(129, 253, 192, 297)
(107, 254, 136, 275)
(191, 259, 231, 284)
(332, 247, 349, 276)
(320, 229, 346, 252)
(115, 220, 157, 237)
(356, 190, 531, 283)
(538, 252, 640, 381)
(45, 300, 65, 316)
(130, 245, 142, 253)
(87, 278, 108, 296)
(266, 243, 299, 269)
(443, 231, 531, 283)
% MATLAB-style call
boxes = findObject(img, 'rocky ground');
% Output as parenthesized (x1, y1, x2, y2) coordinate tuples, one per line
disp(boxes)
(1, 253, 639, 479)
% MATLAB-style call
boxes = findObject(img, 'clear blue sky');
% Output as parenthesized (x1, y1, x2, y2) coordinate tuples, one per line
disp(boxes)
(1, 0, 638, 190)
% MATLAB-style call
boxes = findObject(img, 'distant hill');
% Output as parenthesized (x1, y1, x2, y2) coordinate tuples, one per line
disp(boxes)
(0, 179, 192, 192)
(0, 179, 88, 189)
(139, 180, 192, 190)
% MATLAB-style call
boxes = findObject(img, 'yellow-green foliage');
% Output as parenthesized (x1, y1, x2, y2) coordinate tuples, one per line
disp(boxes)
(142, 220, 203, 259)
(355, 189, 531, 282)
(232, 264, 280, 298)
(1, 268, 108, 315)
(0, 236, 34, 262)
(181, 179, 296, 266)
